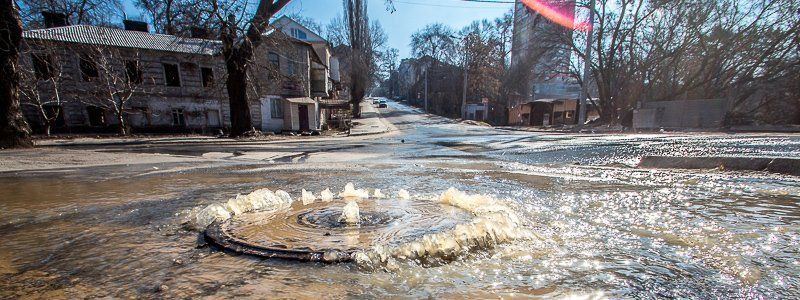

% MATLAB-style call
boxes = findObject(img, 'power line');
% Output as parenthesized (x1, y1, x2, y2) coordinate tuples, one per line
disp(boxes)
(394, 0, 512, 9)
(459, 0, 516, 3)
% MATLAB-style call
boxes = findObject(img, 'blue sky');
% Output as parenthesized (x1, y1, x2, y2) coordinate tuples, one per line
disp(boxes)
(121, 0, 514, 59)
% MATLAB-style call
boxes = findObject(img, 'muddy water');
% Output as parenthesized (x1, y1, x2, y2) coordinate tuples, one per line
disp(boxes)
(230, 197, 474, 253)
(2, 112, 800, 298)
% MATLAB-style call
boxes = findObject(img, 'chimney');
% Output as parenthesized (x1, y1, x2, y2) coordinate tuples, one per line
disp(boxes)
(123, 20, 149, 32)
(190, 27, 209, 39)
(42, 11, 69, 28)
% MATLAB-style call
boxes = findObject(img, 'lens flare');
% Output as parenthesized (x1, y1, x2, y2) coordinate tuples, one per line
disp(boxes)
(520, 0, 592, 31)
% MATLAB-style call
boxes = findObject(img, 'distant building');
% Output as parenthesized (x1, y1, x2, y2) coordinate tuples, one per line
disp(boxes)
(510, 0, 580, 105)
(465, 103, 489, 121)
(19, 15, 336, 134)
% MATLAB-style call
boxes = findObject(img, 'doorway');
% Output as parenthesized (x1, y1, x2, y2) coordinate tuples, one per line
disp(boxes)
(298, 104, 309, 131)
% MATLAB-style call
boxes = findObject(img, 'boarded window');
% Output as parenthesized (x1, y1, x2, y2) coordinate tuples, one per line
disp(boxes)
(80, 56, 99, 81)
(270, 98, 283, 119)
(125, 60, 143, 84)
(163, 63, 181, 86)
(201, 67, 214, 87)
(31, 54, 54, 79)
(171, 108, 185, 126)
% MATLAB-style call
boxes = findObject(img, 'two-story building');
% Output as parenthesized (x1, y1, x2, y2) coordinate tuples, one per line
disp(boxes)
(19, 14, 334, 134)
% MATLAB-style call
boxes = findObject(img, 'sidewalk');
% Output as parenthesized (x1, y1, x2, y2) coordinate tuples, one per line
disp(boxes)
(348, 100, 392, 136)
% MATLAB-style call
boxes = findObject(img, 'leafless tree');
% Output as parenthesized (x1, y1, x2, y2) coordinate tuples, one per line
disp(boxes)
(135, 0, 221, 36)
(18, 39, 67, 135)
(0, 0, 33, 148)
(410, 23, 456, 64)
(75, 45, 151, 135)
(324, 14, 349, 47)
(561, 0, 799, 125)
(343, 0, 371, 117)
(18, 0, 123, 28)
(206, 0, 291, 137)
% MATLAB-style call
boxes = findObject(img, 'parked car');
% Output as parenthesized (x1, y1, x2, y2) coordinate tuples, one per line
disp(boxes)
(378, 100, 387, 108)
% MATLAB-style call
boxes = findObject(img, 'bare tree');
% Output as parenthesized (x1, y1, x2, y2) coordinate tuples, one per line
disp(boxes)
(209, 0, 291, 137)
(76, 45, 150, 135)
(18, 40, 67, 136)
(410, 23, 456, 64)
(134, 0, 181, 34)
(324, 14, 349, 47)
(0, 0, 33, 148)
(343, 0, 371, 117)
(19, 0, 123, 28)
(135, 0, 220, 36)
(559, 0, 799, 125)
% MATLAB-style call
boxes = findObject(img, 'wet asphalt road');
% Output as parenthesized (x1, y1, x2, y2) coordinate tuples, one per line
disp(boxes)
(2, 98, 800, 298)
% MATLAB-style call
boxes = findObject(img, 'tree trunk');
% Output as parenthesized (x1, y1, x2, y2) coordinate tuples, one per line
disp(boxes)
(219, 1, 291, 138)
(0, 0, 33, 148)
(117, 113, 127, 135)
(225, 52, 253, 137)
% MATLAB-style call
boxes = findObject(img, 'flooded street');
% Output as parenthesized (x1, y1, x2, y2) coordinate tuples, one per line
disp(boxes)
(2, 100, 799, 299)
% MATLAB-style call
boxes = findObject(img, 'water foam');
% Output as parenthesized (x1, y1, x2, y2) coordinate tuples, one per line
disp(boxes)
(352, 188, 528, 269)
(373, 189, 386, 199)
(193, 188, 293, 230)
(398, 189, 411, 200)
(339, 200, 361, 224)
(320, 188, 334, 202)
(339, 182, 370, 199)
(301, 189, 316, 205)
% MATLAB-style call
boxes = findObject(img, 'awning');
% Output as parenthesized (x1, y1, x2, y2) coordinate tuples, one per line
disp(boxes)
(532, 98, 564, 104)
(319, 99, 350, 109)
(286, 97, 317, 104)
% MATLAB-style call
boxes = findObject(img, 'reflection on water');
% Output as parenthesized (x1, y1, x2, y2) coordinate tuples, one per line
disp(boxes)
(1, 135, 800, 298)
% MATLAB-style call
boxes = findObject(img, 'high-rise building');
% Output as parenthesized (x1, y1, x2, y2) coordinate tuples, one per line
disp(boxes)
(509, 0, 580, 104)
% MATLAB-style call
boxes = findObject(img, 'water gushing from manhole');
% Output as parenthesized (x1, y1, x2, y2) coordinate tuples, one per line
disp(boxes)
(193, 183, 527, 268)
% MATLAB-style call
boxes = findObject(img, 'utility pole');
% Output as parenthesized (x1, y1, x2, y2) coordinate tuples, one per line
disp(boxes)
(577, 0, 596, 129)
(424, 67, 429, 112)
(462, 62, 468, 119)
(455, 34, 468, 120)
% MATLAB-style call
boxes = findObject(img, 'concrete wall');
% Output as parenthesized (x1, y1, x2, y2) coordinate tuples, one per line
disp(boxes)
(633, 98, 730, 129)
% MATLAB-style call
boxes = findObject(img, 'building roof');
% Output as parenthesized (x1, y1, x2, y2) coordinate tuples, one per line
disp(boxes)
(23, 25, 222, 55)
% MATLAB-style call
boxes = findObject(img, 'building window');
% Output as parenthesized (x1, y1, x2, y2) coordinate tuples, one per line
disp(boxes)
(268, 52, 280, 68)
(31, 54, 54, 79)
(201, 67, 214, 87)
(163, 63, 181, 86)
(42, 104, 65, 127)
(80, 56, 98, 81)
(291, 28, 307, 40)
(288, 61, 299, 76)
(270, 98, 283, 119)
(565, 111, 573, 119)
(171, 108, 185, 126)
(125, 60, 143, 84)
(86, 106, 106, 126)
